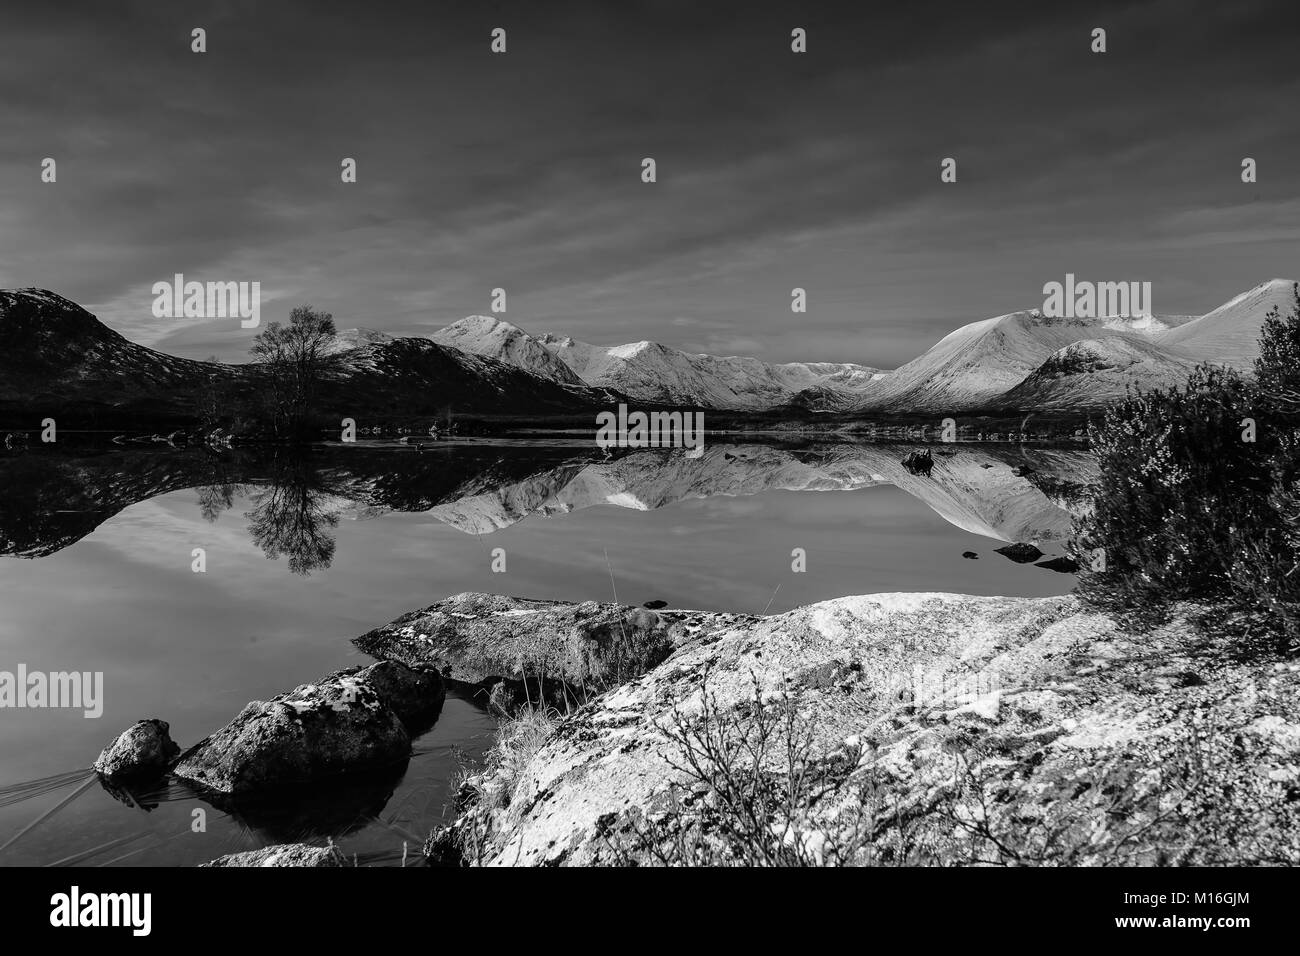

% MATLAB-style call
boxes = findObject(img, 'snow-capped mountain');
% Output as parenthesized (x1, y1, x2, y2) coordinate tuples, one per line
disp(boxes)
(849, 310, 1218, 413)
(326, 327, 394, 354)
(1155, 279, 1297, 367)
(0, 289, 616, 428)
(6, 278, 1294, 426)
(322, 336, 621, 418)
(426, 280, 1291, 415)
(995, 335, 1201, 412)
(532, 332, 883, 410)
(431, 315, 586, 386)
(986, 280, 1296, 412)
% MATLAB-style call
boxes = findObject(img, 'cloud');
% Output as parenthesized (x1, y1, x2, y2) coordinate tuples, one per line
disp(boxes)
(1, 0, 1297, 367)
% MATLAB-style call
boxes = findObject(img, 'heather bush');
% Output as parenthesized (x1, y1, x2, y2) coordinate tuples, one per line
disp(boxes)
(1075, 286, 1300, 646)
(1255, 282, 1300, 404)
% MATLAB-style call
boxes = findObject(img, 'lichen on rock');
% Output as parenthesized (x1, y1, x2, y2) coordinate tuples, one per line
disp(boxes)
(173, 660, 442, 794)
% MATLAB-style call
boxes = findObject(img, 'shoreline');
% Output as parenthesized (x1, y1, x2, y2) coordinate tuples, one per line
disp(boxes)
(75, 586, 1300, 866)
(395, 591, 1299, 867)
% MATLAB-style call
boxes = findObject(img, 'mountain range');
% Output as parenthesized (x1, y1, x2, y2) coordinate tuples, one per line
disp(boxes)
(0, 289, 620, 428)
(430, 279, 1295, 413)
(0, 279, 1294, 427)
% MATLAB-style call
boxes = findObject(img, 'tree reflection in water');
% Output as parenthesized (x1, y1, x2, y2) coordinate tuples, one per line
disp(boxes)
(243, 457, 339, 575)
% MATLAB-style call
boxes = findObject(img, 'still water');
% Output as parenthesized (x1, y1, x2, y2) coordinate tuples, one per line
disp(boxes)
(0, 439, 1090, 866)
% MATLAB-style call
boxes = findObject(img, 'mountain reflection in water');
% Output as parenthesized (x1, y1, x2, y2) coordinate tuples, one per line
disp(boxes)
(0, 439, 1096, 570)
(0, 438, 1094, 867)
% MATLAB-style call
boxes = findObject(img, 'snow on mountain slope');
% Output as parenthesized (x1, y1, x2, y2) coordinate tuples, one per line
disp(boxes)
(326, 328, 394, 354)
(0, 288, 617, 425)
(326, 335, 614, 416)
(431, 316, 586, 386)
(853, 310, 1164, 412)
(1156, 279, 1298, 368)
(1102, 314, 1195, 334)
(993, 280, 1298, 410)
(995, 335, 1201, 411)
(535, 333, 881, 410)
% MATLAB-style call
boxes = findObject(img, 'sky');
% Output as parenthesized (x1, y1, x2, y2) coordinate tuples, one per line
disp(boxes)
(1, 0, 1298, 367)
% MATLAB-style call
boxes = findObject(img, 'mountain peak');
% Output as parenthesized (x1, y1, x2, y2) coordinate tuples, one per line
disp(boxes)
(1156, 277, 1299, 367)
(0, 287, 118, 343)
(431, 315, 585, 385)
(449, 314, 525, 335)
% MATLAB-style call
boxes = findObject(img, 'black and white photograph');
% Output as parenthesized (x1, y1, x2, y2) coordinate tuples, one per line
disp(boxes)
(0, 0, 1296, 938)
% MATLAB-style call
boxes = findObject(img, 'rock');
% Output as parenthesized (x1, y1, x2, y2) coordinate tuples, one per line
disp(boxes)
(443, 591, 1300, 867)
(1012, 464, 1036, 477)
(173, 661, 439, 794)
(486, 680, 524, 716)
(93, 718, 179, 779)
(450, 591, 1099, 866)
(961, 551, 978, 559)
(1035, 556, 1080, 573)
(423, 826, 466, 867)
(354, 592, 756, 711)
(643, 600, 668, 609)
(994, 542, 1045, 564)
(901, 448, 934, 476)
(202, 844, 343, 867)
(357, 659, 445, 729)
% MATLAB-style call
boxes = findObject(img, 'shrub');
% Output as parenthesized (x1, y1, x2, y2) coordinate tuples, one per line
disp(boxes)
(1075, 283, 1300, 645)
(1255, 281, 1300, 405)
(603, 672, 872, 866)
(1074, 366, 1278, 622)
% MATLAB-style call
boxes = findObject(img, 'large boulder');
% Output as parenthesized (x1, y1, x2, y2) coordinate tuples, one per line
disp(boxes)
(93, 718, 179, 779)
(354, 592, 755, 710)
(173, 661, 441, 794)
(202, 844, 343, 867)
(446, 592, 1300, 867)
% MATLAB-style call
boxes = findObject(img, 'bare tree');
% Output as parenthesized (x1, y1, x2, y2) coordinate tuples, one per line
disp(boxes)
(249, 305, 339, 438)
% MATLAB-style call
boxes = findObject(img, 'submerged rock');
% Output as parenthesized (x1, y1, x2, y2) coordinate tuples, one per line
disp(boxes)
(202, 844, 343, 867)
(994, 542, 1045, 564)
(961, 551, 978, 559)
(1035, 555, 1080, 573)
(173, 661, 441, 794)
(93, 718, 179, 779)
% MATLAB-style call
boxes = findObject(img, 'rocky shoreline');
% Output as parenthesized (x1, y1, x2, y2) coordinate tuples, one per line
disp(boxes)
(402, 592, 1300, 866)
(90, 591, 1300, 866)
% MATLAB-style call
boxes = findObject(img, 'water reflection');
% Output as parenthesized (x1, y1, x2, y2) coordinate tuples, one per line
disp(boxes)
(0, 437, 1095, 866)
(244, 460, 339, 575)
(0, 439, 1097, 567)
